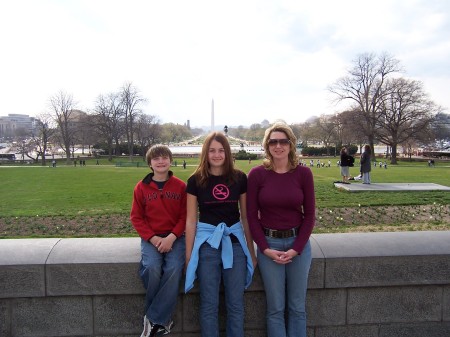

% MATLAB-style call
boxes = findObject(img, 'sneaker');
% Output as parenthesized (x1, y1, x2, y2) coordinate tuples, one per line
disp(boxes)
(140, 315, 152, 337)
(150, 320, 174, 336)
(161, 320, 174, 335)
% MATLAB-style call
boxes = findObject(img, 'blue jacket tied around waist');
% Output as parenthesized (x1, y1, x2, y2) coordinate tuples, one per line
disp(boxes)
(185, 221, 254, 293)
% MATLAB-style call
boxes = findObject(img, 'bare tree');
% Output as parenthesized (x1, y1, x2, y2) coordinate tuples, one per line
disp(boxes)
(134, 113, 161, 157)
(33, 114, 55, 166)
(161, 123, 192, 143)
(48, 91, 77, 164)
(245, 123, 265, 142)
(295, 121, 315, 147)
(92, 92, 124, 161)
(329, 52, 401, 160)
(430, 112, 450, 148)
(75, 112, 97, 156)
(120, 82, 146, 160)
(377, 77, 439, 164)
(314, 114, 338, 155)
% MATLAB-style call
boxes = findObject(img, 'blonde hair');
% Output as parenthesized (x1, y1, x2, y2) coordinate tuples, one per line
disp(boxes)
(192, 132, 237, 187)
(262, 122, 299, 170)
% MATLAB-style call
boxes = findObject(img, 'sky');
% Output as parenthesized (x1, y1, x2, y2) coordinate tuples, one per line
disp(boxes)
(1, 0, 450, 128)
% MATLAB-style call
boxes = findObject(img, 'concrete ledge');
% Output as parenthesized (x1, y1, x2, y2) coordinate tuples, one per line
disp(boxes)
(333, 182, 450, 192)
(1, 232, 449, 336)
(313, 231, 450, 288)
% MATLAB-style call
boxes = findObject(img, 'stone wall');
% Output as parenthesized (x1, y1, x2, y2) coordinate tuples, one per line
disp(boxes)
(1, 231, 450, 337)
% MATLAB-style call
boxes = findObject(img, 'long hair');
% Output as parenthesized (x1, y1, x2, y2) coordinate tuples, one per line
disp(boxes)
(262, 122, 299, 170)
(192, 132, 237, 187)
(363, 144, 372, 154)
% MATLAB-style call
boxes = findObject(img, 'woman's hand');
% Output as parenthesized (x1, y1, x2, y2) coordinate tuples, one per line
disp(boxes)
(264, 248, 298, 264)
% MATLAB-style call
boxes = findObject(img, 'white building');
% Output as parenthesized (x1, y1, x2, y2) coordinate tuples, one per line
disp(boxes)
(0, 114, 37, 138)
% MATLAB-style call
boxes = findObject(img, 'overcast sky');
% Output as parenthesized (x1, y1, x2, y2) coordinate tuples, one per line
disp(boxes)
(1, 0, 449, 128)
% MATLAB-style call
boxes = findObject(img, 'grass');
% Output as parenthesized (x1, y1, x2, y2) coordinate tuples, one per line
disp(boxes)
(1, 156, 449, 238)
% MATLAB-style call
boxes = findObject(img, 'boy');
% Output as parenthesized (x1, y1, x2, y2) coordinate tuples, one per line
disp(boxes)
(130, 145, 187, 337)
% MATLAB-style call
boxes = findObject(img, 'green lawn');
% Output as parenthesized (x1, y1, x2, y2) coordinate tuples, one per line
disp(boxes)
(1, 157, 449, 217)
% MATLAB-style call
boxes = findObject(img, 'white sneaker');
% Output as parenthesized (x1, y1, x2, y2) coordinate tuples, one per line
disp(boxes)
(162, 320, 174, 334)
(154, 320, 174, 336)
(140, 315, 152, 337)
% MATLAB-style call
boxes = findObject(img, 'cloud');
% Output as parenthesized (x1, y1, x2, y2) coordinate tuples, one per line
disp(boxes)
(0, 0, 449, 127)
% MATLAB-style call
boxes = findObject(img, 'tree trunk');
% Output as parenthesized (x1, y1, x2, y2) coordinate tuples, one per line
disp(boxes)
(390, 144, 398, 164)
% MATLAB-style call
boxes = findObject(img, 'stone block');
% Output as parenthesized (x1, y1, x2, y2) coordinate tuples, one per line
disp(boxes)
(309, 236, 325, 289)
(243, 291, 266, 329)
(444, 285, 450, 321)
(11, 296, 93, 336)
(307, 288, 347, 326)
(347, 286, 442, 324)
(0, 265, 45, 298)
(46, 238, 142, 296)
(0, 299, 10, 337)
(93, 295, 143, 335)
(0, 239, 60, 266)
(246, 267, 264, 291)
(181, 290, 266, 334)
(325, 255, 450, 288)
(0, 238, 59, 298)
(314, 232, 450, 288)
(47, 262, 142, 296)
(379, 322, 450, 337)
(315, 325, 379, 337)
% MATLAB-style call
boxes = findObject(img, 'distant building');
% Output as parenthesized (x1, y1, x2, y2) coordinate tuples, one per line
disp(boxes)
(0, 114, 37, 138)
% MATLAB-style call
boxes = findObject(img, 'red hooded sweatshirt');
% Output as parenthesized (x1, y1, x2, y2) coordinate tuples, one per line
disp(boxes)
(130, 171, 187, 241)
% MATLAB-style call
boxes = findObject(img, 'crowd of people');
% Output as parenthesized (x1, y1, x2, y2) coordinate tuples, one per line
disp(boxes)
(131, 122, 315, 337)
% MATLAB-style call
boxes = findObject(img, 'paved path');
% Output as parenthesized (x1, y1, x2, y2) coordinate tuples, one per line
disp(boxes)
(334, 182, 450, 192)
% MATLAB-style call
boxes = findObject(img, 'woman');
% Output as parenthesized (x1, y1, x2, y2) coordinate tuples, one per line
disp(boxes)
(360, 144, 372, 184)
(184, 132, 256, 337)
(340, 147, 352, 183)
(247, 122, 315, 337)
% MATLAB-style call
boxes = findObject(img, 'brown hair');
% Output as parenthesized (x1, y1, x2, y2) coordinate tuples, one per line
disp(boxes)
(363, 144, 372, 154)
(145, 144, 173, 165)
(262, 122, 299, 170)
(192, 132, 237, 187)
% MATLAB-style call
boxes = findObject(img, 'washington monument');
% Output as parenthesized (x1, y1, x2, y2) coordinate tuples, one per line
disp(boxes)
(211, 99, 215, 132)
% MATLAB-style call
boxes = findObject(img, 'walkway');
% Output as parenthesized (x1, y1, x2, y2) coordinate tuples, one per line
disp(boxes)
(334, 182, 450, 192)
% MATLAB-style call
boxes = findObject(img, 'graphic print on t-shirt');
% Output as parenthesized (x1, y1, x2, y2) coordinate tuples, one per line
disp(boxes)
(212, 184, 229, 200)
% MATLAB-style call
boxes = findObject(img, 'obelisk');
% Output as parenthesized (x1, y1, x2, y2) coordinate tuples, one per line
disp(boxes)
(211, 99, 215, 132)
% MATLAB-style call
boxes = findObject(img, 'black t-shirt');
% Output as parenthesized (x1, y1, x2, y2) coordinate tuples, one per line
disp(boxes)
(186, 171, 247, 227)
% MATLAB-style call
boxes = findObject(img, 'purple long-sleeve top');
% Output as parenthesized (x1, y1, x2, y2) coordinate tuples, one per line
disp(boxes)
(247, 165, 316, 254)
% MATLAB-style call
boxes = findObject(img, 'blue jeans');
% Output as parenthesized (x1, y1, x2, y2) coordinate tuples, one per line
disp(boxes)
(363, 172, 371, 184)
(197, 242, 247, 337)
(258, 238, 311, 337)
(139, 236, 185, 326)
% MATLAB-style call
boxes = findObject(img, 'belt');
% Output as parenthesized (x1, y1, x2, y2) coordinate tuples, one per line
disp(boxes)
(263, 227, 298, 238)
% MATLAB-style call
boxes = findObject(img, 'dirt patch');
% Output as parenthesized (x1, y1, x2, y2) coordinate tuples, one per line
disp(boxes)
(0, 204, 449, 238)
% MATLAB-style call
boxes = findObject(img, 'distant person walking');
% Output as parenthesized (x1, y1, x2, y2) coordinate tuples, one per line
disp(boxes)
(360, 145, 372, 184)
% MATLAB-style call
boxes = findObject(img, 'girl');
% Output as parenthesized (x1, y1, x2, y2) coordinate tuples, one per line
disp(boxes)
(184, 132, 256, 337)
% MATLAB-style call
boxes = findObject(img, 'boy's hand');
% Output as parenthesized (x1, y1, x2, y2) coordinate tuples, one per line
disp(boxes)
(154, 233, 177, 253)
